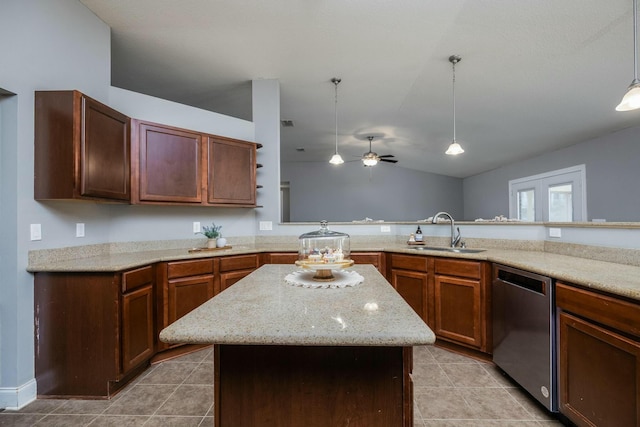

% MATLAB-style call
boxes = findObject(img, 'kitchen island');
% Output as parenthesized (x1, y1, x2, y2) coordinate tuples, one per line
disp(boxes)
(160, 264, 435, 427)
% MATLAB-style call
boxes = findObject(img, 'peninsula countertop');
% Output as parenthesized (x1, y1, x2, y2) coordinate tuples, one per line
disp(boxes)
(28, 240, 640, 302)
(159, 264, 436, 347)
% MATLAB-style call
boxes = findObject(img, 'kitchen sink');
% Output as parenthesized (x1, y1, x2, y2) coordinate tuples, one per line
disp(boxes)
(408, 246, 486, 254)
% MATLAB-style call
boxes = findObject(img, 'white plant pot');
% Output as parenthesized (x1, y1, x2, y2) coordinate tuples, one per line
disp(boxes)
(207, 238, 217, 249)
(216, 237, 227, 248)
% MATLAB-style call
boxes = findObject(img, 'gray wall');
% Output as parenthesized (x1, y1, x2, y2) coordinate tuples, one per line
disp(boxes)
(282, 161, 463, 222)
(463, 126, 640, 222)
(0, 0, 278, 408)
(0, 0, 113, 406)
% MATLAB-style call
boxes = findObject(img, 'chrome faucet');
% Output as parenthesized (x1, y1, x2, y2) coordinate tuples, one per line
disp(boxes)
(431, 211, 462, 247)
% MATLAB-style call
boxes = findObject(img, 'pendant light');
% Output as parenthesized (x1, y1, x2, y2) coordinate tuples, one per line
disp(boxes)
(446, 55, 465, 155)
(616, 0, 640, 111)
(329, 77, 345, 164)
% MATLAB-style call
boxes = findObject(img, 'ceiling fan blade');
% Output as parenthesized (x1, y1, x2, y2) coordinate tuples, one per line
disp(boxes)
(380, 158, 398, 163)
(378, 154, 395, 158)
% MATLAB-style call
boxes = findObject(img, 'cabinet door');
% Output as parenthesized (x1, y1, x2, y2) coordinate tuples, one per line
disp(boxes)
(81, 96, 131, 200)
(390, 269, 428, 321)
(220, 269, 254, 291)
(122, 284, 154, 373)
(434, 275, 482, 349)
(266, 252, 299, 264)
(34, 90, 130, 202)
(207, 136, 256, 205)
(351, 252, 385, 274)
(559, 311, 640, 427)
(137, 122, 203, 203)
(168, 275, 214, 323)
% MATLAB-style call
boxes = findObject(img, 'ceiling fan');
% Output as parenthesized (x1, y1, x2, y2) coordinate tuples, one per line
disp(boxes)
(361, 136, 398, 167)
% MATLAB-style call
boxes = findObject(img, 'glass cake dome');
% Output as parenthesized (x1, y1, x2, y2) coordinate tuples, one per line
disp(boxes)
(296, 221, 353, 281)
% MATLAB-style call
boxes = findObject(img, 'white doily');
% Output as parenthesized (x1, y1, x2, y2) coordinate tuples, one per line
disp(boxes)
(284, 270, 364, 289)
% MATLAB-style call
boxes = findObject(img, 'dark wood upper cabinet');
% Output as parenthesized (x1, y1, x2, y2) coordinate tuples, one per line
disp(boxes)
(133, 120, 203, 204)
(207, 136, 257, 206)
(35, 90, 131, 202)
(132, 121, 257, 206)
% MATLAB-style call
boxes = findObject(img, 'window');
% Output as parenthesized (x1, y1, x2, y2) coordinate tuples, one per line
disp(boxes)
(509, 165, 586, 222)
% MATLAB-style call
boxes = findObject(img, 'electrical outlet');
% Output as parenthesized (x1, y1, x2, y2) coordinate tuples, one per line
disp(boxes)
(193, 222, 201, 233)
(259, 221, 273, 231)
(380, 225, 391, 233)
(76, 223, 85, 237)
(30, 224, 42, 241)
(549, 228, 562, 238)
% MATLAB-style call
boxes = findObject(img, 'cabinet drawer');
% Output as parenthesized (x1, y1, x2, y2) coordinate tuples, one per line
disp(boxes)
(167, 259, 214, 279)
(268, 252, 299, 264)
(390, 254, 428, 271)
(556, 282, 640, 338)
(351, 252, 381, 267)
(219, 254, 259, 272)
(434, 258, 480, 279)
(122, 265, 154, 293)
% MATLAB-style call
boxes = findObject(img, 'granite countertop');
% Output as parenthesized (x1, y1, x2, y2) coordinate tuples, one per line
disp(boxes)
(159, 264, 436, 347)
(28, 241, 640, 302)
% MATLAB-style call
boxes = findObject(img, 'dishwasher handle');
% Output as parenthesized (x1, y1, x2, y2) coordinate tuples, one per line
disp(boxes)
(493, 265, 551, 296)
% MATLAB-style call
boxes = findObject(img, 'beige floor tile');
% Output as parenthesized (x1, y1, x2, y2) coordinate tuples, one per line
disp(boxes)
(33, 414, 96, 426)
(424, 421, 542, 427)
(414, 387, 477, 420)
(440, 363, 502, 388)
(10, 399, 66, 414)
(456, 388, 535, 420)
(103, 384, 176, 416)
(145, 415, 204, 426)
(88, 415, 149, 426)
(155, 385, 213, 417)
(0, 413, 46, 426)
(53, 399, 112, 415)
(414, 345, 438, 363)
(505, 388, 557, 421)
(481, 364, 520, 388)
(413, 363, 455, 388)
(183, 363, 214, 385)
(137, 362, 199, 385)
(428, 346, 480, 364)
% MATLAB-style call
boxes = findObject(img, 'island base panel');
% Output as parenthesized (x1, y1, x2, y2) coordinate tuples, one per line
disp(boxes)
(215, 345, 411, 427)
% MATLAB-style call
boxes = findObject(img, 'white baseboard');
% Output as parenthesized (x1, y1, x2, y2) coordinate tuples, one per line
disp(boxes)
(0, 379, 37, 410)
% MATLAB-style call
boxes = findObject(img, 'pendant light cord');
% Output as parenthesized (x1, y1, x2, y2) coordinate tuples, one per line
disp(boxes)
(335, 80, 339, 153)
(452, 59, 457, 142)
(634, 0, 638, 82)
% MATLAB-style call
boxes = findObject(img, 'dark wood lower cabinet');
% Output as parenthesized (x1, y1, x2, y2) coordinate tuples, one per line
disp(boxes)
(387, 254, 430, 322)
(121, 284, 155, 373)
(557, 282, 640, 427)
(157, 259, 215, 352)
(433, 275, 481, 348)
(215, 345, 413, 427)
(34, 266, 155, 398)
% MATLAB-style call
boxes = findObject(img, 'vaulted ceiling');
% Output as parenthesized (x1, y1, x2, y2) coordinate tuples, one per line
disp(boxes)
(82, 0, 640, 178)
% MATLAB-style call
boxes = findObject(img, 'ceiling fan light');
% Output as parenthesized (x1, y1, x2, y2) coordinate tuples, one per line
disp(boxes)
(446, 141, 465, 155)
(329, 153, 345, 165)
(616, 81, 640, 111)
(363, 157, 378, 167)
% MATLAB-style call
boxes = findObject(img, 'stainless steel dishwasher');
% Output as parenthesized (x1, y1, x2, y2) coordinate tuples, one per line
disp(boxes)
(492, 264, 557, 412)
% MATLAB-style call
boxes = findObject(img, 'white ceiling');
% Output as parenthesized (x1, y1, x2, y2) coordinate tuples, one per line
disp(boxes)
(81, 0, 640, 178)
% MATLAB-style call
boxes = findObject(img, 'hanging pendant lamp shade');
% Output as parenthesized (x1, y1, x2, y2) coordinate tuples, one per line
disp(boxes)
(329, 78, 345, 164)
(446, 55, 465, 155)
(617, 0, 640, 111)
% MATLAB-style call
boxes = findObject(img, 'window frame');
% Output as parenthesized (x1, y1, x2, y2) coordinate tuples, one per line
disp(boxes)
(508, 165, 587, 222)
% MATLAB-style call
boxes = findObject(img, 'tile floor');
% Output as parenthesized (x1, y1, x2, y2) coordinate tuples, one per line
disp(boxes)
(0, 345, 567, 426)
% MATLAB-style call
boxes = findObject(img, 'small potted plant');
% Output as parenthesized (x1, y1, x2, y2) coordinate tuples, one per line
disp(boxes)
(200, 222, 223, 248)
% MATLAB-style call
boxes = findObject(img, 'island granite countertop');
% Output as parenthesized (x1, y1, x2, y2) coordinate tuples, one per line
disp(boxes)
(159, 264, 436, 347)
